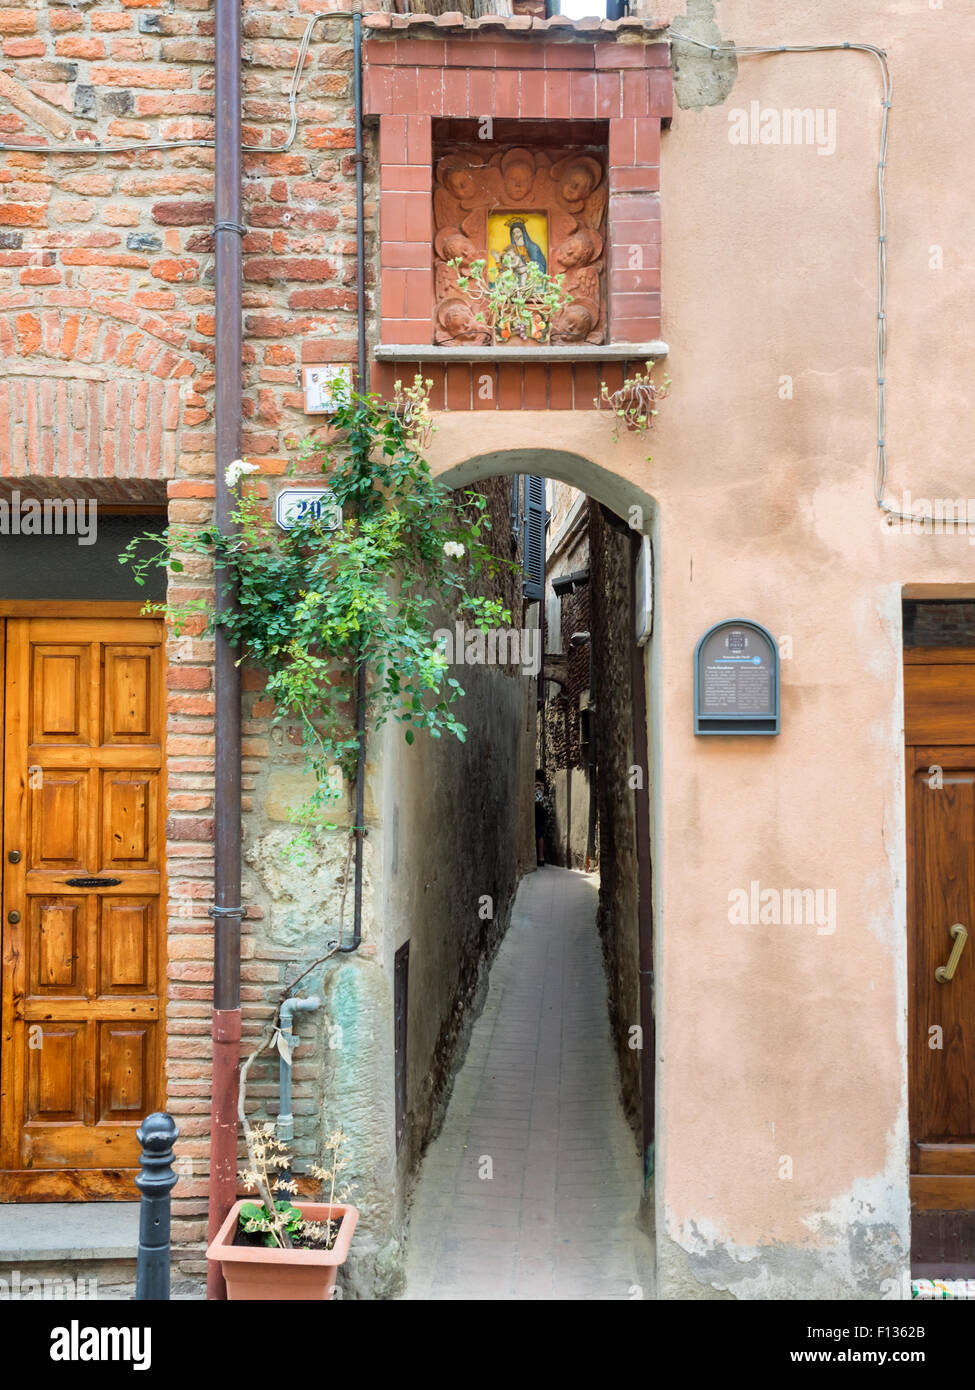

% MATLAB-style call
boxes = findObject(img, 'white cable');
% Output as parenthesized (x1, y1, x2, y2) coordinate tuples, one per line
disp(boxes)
(0, 10, 354, 157)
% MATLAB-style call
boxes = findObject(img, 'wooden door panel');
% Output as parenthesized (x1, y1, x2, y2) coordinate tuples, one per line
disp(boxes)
(0, 615, 166, 1199)
(906, 647, 975, 1252)
(98, 1024, 153, 1122)
(29, 772, 89, 868)
(103, 647, 159, 745)
(26, 1025, 85, 1123)
(908, 755, 975, 1151)
(28, 899, 85, 995)
(905, 663, 975, 744)
(101, 771, 157, 869)
(917, 1143, 975, 1175)
(30, 647, 90, 744)
(99, 900, 156, 995)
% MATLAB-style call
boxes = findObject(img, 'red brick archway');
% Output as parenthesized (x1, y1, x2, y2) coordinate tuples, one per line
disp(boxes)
(0, 307, 208, 481)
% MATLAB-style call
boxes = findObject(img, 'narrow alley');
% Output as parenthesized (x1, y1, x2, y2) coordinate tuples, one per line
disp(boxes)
(401, 868, 654, 1301)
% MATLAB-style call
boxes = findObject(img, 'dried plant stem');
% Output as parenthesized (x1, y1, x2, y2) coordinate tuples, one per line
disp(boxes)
(237, 1024, 294, 1249)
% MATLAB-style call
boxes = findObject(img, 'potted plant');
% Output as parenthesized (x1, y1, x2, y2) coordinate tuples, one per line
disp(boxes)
(207, 1122, 359, 1301)
(452, 256, 570, 346)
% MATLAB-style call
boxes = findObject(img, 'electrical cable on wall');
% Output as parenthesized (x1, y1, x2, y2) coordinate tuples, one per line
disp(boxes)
(670, 28, 943, 533)
(0, 10, 355, 156)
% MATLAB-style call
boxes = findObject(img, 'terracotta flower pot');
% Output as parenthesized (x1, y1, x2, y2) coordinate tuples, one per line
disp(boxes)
(207, 1199, 359, 1301)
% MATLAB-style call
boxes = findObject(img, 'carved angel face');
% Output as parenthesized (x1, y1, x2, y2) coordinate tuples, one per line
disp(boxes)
(445, 168, 476, 202)
(556, 303, 594, 340)
(504, 160, 534, 202)
(442, 233, 478, 268)
(558, 233, 595, 269)
(442, 301, 479, 336)
(561, 163, 598, 203)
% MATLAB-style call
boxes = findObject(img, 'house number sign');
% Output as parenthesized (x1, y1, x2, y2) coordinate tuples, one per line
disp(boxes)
(694, 619, 779, 735)
(274, 487, 342, 532)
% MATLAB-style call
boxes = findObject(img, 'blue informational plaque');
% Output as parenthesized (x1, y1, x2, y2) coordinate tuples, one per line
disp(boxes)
(694, 620, 779, 735)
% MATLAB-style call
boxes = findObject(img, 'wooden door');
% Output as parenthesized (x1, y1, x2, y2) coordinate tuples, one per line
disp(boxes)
(0, 616, 167, 1199)
(905, 649, 975, 1271)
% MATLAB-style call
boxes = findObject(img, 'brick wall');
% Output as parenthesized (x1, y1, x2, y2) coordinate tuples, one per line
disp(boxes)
(0, 0, 366, 1282)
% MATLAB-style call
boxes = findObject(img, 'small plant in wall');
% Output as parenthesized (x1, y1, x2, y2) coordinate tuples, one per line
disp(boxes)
(119, 376, 515, 832)
(596, 361, 671, 440)
(451, 256, 571, 345)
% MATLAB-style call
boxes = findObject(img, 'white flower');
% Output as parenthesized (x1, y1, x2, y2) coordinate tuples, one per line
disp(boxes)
(443, 541, 466, 560)
(225, 458, 259, 487)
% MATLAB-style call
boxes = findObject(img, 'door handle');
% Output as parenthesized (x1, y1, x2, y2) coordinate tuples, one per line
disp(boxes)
(935, 923, 968, 983)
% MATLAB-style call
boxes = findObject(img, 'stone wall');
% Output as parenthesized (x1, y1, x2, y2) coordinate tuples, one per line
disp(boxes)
(378, 473, 536, 1287)
(588, 501, 641, 1136)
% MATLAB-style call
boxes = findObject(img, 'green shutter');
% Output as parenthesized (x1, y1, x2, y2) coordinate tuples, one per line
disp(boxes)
(522, 474, 545, 601)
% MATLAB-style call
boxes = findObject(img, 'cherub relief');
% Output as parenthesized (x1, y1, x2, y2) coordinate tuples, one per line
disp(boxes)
(550, 154, 603, 212)
(434, 296, 491, 347)
(434, 227, 479, 300)
(551, 297, 600, 344)
(431, 144, 608, 347)
(550, 227, 604, 344)
(433, 154, 486, 230)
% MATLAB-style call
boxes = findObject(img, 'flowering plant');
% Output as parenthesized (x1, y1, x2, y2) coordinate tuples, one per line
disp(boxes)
(120, 377, 516, 829)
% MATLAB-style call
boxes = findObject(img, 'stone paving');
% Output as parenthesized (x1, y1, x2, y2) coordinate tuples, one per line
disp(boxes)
(401, 866, 654, 1300)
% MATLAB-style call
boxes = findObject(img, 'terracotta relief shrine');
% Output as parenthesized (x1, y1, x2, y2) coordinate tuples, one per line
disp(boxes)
(432, 144, 608, 347)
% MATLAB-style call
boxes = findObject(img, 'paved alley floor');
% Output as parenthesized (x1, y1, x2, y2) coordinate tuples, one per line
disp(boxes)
(401, 866, 655, 1300)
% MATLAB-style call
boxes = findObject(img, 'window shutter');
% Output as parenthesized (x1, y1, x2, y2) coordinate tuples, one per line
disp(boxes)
(522, 474, 546, 601)
(510, 473, 521, 538)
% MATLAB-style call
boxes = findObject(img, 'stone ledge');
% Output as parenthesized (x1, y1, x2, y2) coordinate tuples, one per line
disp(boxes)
(372, 342, 668, 363)
(363, 13, 671, 37)
(0, 1202, 140, 1262)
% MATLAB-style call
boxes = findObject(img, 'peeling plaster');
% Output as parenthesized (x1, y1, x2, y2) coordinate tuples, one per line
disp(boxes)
(670, 0, 738, 111)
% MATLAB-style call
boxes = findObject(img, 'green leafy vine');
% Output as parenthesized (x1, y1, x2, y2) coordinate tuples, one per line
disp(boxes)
(120, 377, 514, 833)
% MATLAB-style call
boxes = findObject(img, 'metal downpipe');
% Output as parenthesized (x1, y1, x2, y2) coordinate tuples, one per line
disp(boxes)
(206, 0, 244, 1300)
(340, 10, 367, 954)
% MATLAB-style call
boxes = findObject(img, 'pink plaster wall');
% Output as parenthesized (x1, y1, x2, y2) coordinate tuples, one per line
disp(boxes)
(422, 0, 972, 1296)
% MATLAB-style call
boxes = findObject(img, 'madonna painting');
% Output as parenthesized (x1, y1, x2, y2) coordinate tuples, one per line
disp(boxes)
(487, 212, 548, 286)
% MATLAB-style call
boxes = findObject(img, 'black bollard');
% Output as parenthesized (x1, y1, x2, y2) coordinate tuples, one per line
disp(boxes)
(134, 1112, 180, 1301)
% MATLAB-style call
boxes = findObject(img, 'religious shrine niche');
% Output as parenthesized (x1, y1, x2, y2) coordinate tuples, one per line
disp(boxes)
(432, 144, 607, 347)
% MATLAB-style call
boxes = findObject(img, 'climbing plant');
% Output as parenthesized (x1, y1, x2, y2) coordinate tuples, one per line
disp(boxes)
(120, 376, 514, 828)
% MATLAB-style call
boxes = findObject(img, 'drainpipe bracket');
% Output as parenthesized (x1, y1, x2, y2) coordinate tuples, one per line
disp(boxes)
(209, 905, 246, 919)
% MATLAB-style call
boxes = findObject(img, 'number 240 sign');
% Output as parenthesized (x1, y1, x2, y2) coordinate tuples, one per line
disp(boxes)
(274, 487, 343, 532)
